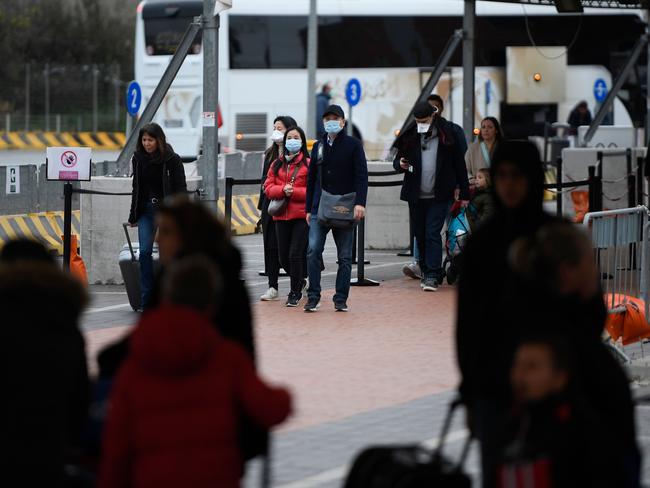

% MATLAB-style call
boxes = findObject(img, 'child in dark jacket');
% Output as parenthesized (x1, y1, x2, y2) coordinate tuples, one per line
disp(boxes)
(99, 256, 292, 488)
(467, 168, 495, 231)
(497, 335, 618, 488)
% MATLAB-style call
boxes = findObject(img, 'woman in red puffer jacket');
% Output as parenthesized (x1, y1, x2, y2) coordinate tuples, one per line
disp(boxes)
(264, 126, 311, 307)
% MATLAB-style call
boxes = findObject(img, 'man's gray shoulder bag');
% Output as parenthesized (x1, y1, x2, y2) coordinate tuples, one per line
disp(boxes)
(316, 142, 357, 229)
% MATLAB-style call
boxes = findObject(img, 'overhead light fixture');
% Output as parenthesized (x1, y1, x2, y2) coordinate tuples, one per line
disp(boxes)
(533, 72, 542, 82)
(553, 0, 583, 13)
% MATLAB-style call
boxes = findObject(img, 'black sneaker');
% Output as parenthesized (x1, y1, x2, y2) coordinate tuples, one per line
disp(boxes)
(303, 297, 320, 313)
(334, 301, 349, 312)
(286, 292, 302, 308)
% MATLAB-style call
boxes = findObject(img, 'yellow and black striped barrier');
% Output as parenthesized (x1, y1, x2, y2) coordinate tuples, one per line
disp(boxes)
(0, 132, 126, 151)
(544, 167, 557, 201)
(219, 195, 261, 236)
(0, 210, 81, 255)
(0, 196, 261, 254)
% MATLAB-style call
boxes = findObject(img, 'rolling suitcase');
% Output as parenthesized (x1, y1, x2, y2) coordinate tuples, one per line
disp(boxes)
(119, 223, 159, 311)
(343, 398, 472, 488)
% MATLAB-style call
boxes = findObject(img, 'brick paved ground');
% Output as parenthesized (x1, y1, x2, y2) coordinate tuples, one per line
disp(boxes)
(81, 233, 650, 487)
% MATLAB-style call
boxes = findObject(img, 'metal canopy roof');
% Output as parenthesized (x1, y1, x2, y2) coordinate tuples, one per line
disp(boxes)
(487, 0, 644, 8)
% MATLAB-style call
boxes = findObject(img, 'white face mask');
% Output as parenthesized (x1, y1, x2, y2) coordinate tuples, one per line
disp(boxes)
(417, 123, 430, 134)
(271, 129, 284, 143)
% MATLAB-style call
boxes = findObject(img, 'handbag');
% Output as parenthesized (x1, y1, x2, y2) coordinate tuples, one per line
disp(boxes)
(267, 160, 303, 217)
(315, 143, 357, 229)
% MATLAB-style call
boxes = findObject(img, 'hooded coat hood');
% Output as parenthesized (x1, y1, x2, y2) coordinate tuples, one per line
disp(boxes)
(131, 306, 218, 376)
(489, 140, 547, 235)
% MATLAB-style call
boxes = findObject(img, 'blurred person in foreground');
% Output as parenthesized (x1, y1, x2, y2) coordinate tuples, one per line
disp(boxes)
(0, 239, 89, 486)
(497, 335, 615, 488)
(394, 101, 469, 291)
(98, 256, 292, 488)
(455, 140, 553, 487)
(507, 222, 640, 487)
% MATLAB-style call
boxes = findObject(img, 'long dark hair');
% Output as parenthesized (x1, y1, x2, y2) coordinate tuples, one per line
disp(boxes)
(273, 126, 309, 175)
(265, 115, 297, 163)
(478, 116, 504, 143)
(137, 122, 168, 158)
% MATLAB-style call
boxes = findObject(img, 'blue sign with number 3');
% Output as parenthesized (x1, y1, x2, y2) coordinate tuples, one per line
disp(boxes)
(346, 78, 362, 107)
(126, 81, 142, 116)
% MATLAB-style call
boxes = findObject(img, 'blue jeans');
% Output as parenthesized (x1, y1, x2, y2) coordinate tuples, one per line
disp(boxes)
(138, 203, 157, 309)
(307, 215, 354, 303)
(414, 199, 451, 281)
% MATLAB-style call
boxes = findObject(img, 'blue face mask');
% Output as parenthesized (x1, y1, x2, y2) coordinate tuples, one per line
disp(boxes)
(324, 120, 343, 135)
(285, 139, 302, 154)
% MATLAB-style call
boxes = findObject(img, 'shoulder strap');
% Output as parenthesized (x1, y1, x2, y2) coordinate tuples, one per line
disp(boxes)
(288, 160, 302, 182)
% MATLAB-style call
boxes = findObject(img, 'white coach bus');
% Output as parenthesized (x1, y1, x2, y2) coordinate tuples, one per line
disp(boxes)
(134, 0, 645, 158)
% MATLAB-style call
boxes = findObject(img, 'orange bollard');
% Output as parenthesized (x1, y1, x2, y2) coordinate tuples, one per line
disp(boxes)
(63, 234, 88, 285)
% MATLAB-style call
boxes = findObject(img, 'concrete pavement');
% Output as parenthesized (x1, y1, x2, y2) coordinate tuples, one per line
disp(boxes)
(81, 232, 650, 487)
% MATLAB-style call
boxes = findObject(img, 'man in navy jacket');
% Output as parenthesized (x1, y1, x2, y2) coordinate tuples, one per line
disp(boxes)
(393, 101, 470, 291)
(304, 104, 368, 312)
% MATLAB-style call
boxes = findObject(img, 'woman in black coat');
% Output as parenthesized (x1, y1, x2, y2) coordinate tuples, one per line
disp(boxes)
(127, 122, 187, 310)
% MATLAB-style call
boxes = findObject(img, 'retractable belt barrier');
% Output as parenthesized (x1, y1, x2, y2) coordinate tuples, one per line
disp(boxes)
(61, 184, 200, 270)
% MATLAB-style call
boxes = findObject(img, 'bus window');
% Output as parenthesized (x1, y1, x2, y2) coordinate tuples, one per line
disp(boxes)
(143, 2, 202, 55)
(229, 16, 307, 69)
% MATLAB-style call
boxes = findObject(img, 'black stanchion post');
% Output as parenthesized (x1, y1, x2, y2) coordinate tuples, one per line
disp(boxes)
(397, 208, 414, 257)
(626, 148, 635, 207)
(350, 218, 379, 287)
(556, 157, 563, 217)
(637, 156, 644, 207)
(588, 165, 596, 212)
(225, 177, 234, 230)
(62, 182, 73, 271)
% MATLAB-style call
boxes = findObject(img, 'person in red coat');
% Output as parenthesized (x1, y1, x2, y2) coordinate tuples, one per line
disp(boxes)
(264, 125, 311, 307)
(99, 256, 292, 488)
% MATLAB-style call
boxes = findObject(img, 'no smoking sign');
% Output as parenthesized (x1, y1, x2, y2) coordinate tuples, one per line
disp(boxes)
(61, 151, 78, 168)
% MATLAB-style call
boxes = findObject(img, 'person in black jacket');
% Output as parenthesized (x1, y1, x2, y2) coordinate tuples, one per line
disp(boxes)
(0, 246, 89, 487)
(258, 115, 297, 302)
(567, 101, 592, 135)
(455, 140, 554, 488)
(393, 101, 470, 291)
(127, 122, 187, 310)
(304, 104, 368, 312)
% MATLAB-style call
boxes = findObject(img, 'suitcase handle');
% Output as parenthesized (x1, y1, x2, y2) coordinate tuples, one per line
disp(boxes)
(122, 223, 137, 262)
(433, 397, 471, 470)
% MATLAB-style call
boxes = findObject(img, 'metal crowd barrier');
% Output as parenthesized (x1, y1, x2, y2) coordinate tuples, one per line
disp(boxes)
(583, 206, 650, 323)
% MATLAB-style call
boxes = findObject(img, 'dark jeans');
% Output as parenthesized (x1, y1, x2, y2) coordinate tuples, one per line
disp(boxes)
(261, 207, 280, 289)
(307, 216, 354, 303)
(137, 203, 157, 309)
(275, 219, 309, 295)
(414, 198, 451, 281)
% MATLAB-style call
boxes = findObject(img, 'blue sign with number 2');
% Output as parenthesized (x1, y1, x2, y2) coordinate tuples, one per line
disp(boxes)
(126, 81, 142, 116)
(346, 78, 362, 107)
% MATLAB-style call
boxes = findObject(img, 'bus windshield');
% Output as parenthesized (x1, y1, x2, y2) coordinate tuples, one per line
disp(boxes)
(143, 1, 202, 56)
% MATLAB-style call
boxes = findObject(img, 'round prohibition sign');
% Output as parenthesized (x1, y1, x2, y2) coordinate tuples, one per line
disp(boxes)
(61, 150, 78, 168)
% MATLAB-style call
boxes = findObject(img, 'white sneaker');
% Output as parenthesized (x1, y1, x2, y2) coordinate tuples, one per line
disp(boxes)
(402, 263, 422, 280)
(260, 287, 279, 301)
